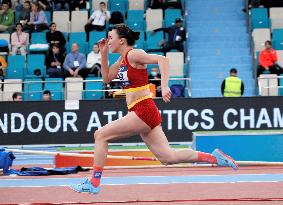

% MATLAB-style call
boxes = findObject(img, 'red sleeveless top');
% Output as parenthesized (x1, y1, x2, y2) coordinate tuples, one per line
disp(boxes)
(117, 50, 148, 89)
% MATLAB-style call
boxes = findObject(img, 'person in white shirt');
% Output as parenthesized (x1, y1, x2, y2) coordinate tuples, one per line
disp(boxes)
(11, 22, 29, 55)
(87, 43, 104, 77)
(84, 2, 110, 38)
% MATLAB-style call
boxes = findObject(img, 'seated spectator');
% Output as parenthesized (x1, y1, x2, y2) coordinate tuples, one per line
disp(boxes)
(0, 0, 12, 8)
(11, 23, 29, 56)
(42, 90, 51, 101)
(70, 0, 86, 11)
(12, 0, 23, 11)
(12, 92, 22, 101)
(38, 0, 52, 11)
(151, 18, 186, 53)
(148, 67, 162, 97)
(63, 43, 88, 78)
(85, 2, 110, 35)
(8, 0, 31, 33)
(0, 3, 14, 32)
(25, 2, 48, 32)
(148, 0, 163, 9)
(53, 0, 70, 11)
(0, 54, 7, 78)
(46, 22, 66, 53)
(257, 40, 279, 77)
(45, 44, 65, 78)
(86, 43, 104, 77)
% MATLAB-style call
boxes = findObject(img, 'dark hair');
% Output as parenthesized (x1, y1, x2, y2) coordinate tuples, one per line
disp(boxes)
(12, 92, 21, 100)
(265, 40, 272, 45)
(49, 22, 56, 28)
(43, 90, 51, 95)
(112, 24, 140, 46)
(99, 1, 106, 5)
(230, 68, 237, 73)
(16, 23, 23, 28)
(24, 1, 31, 6)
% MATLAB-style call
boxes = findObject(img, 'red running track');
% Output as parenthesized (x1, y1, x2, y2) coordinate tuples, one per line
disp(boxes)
(1, 166, 283, 205)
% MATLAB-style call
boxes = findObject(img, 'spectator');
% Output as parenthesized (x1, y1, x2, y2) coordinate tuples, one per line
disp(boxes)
(148, 0, 163, 9)
(8, 0, 31, 33)
(0, 54, 6, 78)
(0, 3, 14, 32)
(25, 2, 48, 32)
(85, 1, 110, 35)
(86, 43, 104, 77)
(12, 0, 23, 11)
(0, 0, 12, 8)
(151, 18, 186, 53)
(63, 43, 88, 78)
(53, 0, 70, 11)
(46, 22, 66, 53)
(12, 92, 22, 101)
(11, 23, 29, 56)
(148, 67, 162, 97)
(38, 0, 52, 11)
(70, 0, 86, 11)
(221, 68, 244, 97)
(257, 40, 279, 77)
(42, 90, 51, 101)
(45, 44, 65, 78)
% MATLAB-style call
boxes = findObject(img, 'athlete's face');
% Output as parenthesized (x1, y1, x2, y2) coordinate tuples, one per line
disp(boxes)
(108, 30, 123, 53)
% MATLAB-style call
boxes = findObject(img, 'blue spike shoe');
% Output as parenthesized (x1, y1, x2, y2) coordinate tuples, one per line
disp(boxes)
(70, 178, 101, 194)
(212, 149, 239, 170)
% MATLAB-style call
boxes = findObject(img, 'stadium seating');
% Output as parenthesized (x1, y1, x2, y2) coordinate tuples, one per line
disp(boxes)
(251, 8, 269, 29)
(128, 0, 144, 10)
(65, 77, 83, 100)
(6, 55, 25, 79)
(83, 77, 104, 100)
(272, 29, 283, 50)
(26, 54, 46, 78)
(269, 8, 283, 29)
(69, 32, 88, 54)
(89, 31, 106, 52)
(2, 79, 22, 101)
(166, 52, 184, 77)
(258, 74, 278, 96)
(145, 9, 163, 31)
(44, 78, 64, 101)
(252, 28, 271, 52)
(71, 10, 88, 32)
(23, 78, 43, 101)
(145, 31, 163, 51)
(108, 0, 128, 17)
(53, 11, 70, 33)
(108, 53, 120, 65)
(164, 9, 182, 27)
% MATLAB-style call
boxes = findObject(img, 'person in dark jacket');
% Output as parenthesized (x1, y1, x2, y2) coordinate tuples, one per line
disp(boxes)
(151, 18, 186, 53)
(46, 22, 66, 53)
(45, 44, 65, 78)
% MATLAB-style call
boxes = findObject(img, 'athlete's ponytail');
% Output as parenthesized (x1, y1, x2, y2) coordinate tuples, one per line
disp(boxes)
(112, 24, 140, 46)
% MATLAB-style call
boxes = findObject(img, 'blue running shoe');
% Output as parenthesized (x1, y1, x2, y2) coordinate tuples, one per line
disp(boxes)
(212, 149, 238, 170)
(70, 178, 101, 194)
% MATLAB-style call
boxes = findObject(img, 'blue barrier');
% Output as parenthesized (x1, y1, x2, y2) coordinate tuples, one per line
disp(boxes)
(193, 133, 283, 161)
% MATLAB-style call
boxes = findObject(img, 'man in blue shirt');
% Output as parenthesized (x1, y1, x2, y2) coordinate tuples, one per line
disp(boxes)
(63, 43, 88, 78)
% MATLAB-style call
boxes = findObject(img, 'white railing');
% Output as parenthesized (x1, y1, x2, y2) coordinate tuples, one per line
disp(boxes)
(0, 77, 191, 101)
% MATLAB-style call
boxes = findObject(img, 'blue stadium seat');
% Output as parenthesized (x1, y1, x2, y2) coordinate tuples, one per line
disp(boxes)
(23, 78, 43, 101)
(44, 11, 52, 24)
(147, 64, 158, 73)
(26, 54, 46, 78)
(251, 8, 269, 29)
(44, 78, 64, 100)
(108, 53, 120, 66)
(279, 74, 283, 96)
(31, 32, 47, 44)
(272, 29, 283, 50)
(133, 31, 145, 49)
(127, 10, 144, 21)
(69, 32, 88, 54)
(83, 77, 104, 100)
(164, 9, 182, 27)
(6, 55, 25, 79)
(127, 20, 145, 31)
(145, 31, 163, 51)
(89, 31, 106, 52)
(109, 0, 128, 17)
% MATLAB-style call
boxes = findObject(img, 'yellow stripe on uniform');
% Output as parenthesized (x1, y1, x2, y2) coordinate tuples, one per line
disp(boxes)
(127, 95, 152, 110)
(124, 84, 150, 93)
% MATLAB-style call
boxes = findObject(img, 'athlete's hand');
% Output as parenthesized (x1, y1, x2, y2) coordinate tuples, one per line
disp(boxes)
(98, 38, 108, 56)
(161, 86, 171, 103)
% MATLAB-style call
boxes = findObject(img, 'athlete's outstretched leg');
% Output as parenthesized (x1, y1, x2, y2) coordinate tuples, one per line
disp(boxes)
(70, 112, 151, 194)
(140, 126, 238, 169)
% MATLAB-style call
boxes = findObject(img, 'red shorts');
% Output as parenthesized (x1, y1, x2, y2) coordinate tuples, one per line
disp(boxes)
(129, 98, 162, 129)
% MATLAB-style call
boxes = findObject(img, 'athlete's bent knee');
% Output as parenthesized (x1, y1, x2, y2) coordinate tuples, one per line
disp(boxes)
(93, 129, 106, 142)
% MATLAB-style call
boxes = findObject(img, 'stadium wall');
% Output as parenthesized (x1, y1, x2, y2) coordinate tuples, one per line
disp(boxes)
(1, 97, 283, 145)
